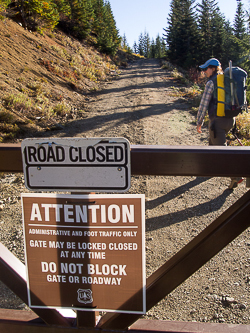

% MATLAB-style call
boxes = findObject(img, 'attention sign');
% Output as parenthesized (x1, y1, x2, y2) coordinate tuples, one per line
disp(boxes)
(21, 137, 130, 192)
(22, 193, 145, 314)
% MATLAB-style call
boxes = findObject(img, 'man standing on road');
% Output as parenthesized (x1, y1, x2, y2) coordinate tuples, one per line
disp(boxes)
(196, 58, 243, 190)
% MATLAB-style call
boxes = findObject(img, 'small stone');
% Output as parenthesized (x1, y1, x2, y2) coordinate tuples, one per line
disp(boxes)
(212, 294, 219, 300)
(225, 297, 235, 304)
(18, 303, 26, 309)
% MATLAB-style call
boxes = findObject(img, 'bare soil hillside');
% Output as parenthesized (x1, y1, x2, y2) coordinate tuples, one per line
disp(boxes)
(0, 18, 122, 141)
(1, 18, 250, 327)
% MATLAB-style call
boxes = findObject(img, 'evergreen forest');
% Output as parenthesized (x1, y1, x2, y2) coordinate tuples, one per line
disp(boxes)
(1, 0, 250, 71)
(0, 0, 121, 55)
(130, 0, 250, 72)
(163, 0, 250, 70)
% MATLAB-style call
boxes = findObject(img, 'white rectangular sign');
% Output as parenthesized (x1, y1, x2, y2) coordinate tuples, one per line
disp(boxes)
(21, 138, 131, 192)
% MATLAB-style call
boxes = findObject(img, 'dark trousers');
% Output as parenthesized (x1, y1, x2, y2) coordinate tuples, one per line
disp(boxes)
(209, 117, 235, 146)
(209, 117, 240, 182)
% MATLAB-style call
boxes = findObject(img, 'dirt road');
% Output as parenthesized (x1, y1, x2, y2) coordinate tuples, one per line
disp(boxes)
(1, 58, 250, 324)
(63, 58, 205, 145)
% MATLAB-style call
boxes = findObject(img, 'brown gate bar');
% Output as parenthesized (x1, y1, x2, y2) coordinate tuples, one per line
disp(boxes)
(97, 189, 250, 329)
(1, 144, 250, 177)
(130, 145, 250, 177)
(1, 311, 250, 333)
(0, 243, 73, 327)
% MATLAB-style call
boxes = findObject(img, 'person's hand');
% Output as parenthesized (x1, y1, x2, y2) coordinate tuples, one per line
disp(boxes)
(197, 125, 202, 133)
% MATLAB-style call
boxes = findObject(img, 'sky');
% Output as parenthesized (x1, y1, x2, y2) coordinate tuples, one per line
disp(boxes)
(108, 0, 250, 48)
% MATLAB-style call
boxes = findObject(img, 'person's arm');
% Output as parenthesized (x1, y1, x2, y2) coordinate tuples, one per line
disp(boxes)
(197, 80, 214, 133)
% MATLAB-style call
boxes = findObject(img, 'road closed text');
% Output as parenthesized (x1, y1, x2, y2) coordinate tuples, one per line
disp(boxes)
(25, 144, 125, 164)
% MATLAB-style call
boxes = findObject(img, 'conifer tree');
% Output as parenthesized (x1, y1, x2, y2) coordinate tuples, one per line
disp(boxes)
(121, 34, 129, 50)
(197, 0, 218, 62)
(233, 0, 246, 40)
(53, 0, 71, 16)
(62, 0, 94, 39)
(134, 33, 166, 58)
(210, 11, 226, 61)
(164, 0, 199, 68)
(91, 0, 105, 38)
(150, 38, 156, 58)
(138, 33, 144, 56)
(0, 0, 11, 13)
(163, 0, 180, 63)
(103, 0, 121, 54)
(133, 42, 138, 54)
(155, 35, 166, 58)
(220, 19, 237, 65)
(3, 0, 122, 55)
(143, 31, 151, 58)
(90, 0, 120, 55)
(15, 0, 60, 31)
(231, 0, 250, 68)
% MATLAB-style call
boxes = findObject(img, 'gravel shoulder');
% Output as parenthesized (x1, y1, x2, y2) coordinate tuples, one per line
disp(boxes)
(1, 58, 250, 325)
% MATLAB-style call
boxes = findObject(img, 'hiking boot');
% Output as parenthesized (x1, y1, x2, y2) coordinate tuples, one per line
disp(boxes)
(228, 177, 244, 190)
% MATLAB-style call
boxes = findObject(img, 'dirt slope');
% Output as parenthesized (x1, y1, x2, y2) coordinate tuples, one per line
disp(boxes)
(0, 21, 250, 326)
(0, 18, 120, 141)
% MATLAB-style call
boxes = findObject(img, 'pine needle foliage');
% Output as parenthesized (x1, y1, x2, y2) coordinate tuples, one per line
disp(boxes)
(1, 0, 121, 55)
(164, 0, 250, 71)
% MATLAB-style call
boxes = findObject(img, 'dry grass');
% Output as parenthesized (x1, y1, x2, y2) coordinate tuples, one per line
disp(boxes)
(228, 111, 250, 146)
(0, 19, 121, 143)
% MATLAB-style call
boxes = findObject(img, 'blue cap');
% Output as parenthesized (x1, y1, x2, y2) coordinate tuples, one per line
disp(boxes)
(199, 58, 221, 69)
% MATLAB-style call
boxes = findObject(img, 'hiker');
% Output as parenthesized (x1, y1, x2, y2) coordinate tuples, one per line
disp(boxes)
(196, 58, 243, 190)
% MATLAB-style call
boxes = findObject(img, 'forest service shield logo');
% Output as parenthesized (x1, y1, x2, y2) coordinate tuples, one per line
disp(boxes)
(77, 289, 93, 304)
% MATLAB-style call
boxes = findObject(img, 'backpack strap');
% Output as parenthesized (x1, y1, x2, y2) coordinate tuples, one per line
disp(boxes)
(233, 82, 240, 108)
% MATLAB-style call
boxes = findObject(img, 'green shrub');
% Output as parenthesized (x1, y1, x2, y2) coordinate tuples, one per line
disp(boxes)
(0, 110, 13, 123)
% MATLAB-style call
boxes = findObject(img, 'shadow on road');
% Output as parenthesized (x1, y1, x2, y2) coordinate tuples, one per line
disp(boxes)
(146, 178, 232, 231)
(41, 98, 189, 139)
(27, 58, 192, 140)
(146, 177, 209, 210)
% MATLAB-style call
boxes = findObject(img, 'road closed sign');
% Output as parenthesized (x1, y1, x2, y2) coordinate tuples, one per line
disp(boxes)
(21, 137, 130, 192)
(22, 193, 145, 314)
